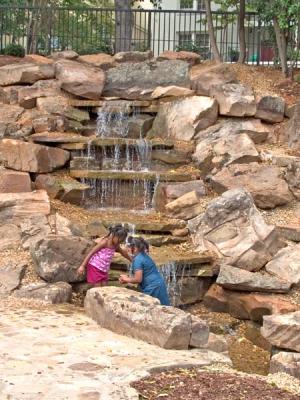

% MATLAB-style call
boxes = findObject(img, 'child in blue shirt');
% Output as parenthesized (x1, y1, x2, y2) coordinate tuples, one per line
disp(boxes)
(119, 237, 170, 306)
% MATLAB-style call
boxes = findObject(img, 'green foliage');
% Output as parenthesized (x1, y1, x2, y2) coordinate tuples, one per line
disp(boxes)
(77, 42, 113, 55)
(176, 42, 210, 59)
(3, 43, 25, 57)
(228, 47, 239, 61)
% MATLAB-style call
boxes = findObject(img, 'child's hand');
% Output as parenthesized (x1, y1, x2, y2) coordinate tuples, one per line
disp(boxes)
(119, 274, 128, 284)
(77, 265, 85, 276)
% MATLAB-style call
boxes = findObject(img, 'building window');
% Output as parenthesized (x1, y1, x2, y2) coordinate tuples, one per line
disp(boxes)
(197, 0, 206, 10)
(178, 32, 193, 46)
(195, 33, 209, 49)
(180, 0, 193, 9)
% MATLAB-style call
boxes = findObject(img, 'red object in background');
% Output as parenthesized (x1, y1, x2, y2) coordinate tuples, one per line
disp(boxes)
(260, 46, 274, 62)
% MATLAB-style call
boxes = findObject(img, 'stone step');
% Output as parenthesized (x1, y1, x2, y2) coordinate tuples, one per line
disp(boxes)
(139, 234, 187, 247)
(68, 99, 152, 108)
(70, 169, 200, 182)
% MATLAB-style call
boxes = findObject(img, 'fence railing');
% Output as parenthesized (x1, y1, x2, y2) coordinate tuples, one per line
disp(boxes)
(0, 5, 298, 66)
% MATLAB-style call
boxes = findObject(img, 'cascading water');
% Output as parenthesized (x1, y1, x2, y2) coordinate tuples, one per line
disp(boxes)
(160, 262, 192, 306)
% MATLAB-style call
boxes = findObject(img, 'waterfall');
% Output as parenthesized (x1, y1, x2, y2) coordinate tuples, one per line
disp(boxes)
(160, 262, 192, 306)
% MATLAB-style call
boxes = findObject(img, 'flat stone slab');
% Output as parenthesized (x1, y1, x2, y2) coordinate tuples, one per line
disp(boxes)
(68, 99, 151, 107)
(70, 169, 200, 182)
(0, 305, 229, 399)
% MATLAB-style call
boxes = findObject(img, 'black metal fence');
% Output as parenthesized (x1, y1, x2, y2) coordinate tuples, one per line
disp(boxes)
(0, 5, 298, 66)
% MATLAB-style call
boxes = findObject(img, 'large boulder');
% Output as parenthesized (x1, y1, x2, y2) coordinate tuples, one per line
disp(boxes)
(36, 96, 89, 122)
(77, 53, 115, 70)
(151, 96, 218, 141)
(13, 282, 72, 304)
(153, 180, 206, 212)
(191, 63, 237, 96)
(0, 190, 50, 225)
(195, 118, 271, 144)
(287, 100, 300, 151)
(188, 189, 284, 271)
(211, 83, 256, 117)
(0, 63, 55, 86)
(265, 245, 300, 287)
(84, 286, 193, 349)
(103, 60, 191, 100)
(270, 352, 300, 379)
(261, 311, 300, 352)
(211, 163, 293, 209)
(284, 162, 300, 200)
(158, 50, 201, 66)
(0, 262, 27, 296)
(204, 284, 297, 322)
(55, 60, 106, 100)
(193, 133, 259, 175)
(31, 235, 92, 283)
(0, 168, 31, 193)
(20, 214, 51, 250)
(217, 265, 291, 293)
(0, 139, 70, 173)
(255, 95, 285, 123)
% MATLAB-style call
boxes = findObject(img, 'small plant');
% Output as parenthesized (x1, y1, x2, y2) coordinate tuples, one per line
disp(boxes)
(228, 47, 239, 62)
(77, 41, 113, 55)
(176, 42, 210, 59)
(3, 43, 25, 57)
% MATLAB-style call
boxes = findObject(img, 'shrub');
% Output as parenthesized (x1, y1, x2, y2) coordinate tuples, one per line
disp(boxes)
(176, 42, 210, 59)
(3, 43, 25, 57)
(77, 42, 113, 55)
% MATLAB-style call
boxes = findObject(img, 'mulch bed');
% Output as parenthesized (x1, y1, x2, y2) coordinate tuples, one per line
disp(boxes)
(131, 369, 300, 400)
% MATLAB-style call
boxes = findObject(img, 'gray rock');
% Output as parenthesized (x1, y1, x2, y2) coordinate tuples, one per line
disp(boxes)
(261, 311, 300, 352)
(103, 60, 190, 100)
(265, 245, 300, 287)
(211, 163, 293, 209)
(114, 50, 153, 63)
(151, 96, 218, 141)
(255, 95, 285, 123)
(270, 352, 300, 379)
(20, 214, 51, 250)
(85, 286, 193, 350)
(217, 265, 291, 293)
(190, 316, 209, 348)
(0, 262, 27, 296)
(189, 188, 285, 271)
(13, 282, 72, 304)
(0, 223, 21, 251)
(32, 235, 92, 283)
(287, 100, 300, 151)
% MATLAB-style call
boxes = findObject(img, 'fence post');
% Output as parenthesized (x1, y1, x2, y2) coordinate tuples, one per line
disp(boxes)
(256, 18, 261, 66)
(147, 11, 152, 51)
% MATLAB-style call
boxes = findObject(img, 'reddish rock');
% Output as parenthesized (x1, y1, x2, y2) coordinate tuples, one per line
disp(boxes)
(158, 50, 201, 66)
(0, 63, 54, 86)
(17, 79, 62, 109)
(51, 50, 78, 60)
(204, 284, 297, 322)
(0, 168, 31, 193)
(211, 163, 293, 209)
(24, 54, 53, 64)
(55, 59, 105, 100)
(78, 53, 115, 70)
(0, 139, 70, 173)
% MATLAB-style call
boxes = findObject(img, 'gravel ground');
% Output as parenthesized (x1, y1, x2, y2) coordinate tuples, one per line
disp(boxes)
(131, 368, 300, 400)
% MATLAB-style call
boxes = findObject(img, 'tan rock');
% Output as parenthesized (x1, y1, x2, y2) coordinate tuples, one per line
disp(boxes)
(193, 133, 259, 175)
(18, 79, 62, 109)
(0, 139, 70, 173)
(114, 50, 153, 63)
(165, 191, 203, 220)
(24, 54, 53, 64)
(84, 286, 192, 349)
(287, 100, 300, 151)
(78, 53, 115, 70)
(217, 265, 291, 293)
(152, 96, 218, 141)
(191, 63, 237, 96)
(32, 114, 67, 133)
(211, 163, 293, 209)
(204, 284, 297, 322)
(0, 224, 21, 251)
(205, 333, 229, 354)
(151, 85, 195, 99)
(211, 83, 256, 117)
(0, 104, 25, 138)
(51, 50, 78, 60)
(0, 190, 50, 225)
(36, 96, 90, 122)
(270, 352, 300, 379)
(158, 50, 201, 66)
(0, 63, 54, 86)
(0, 262, 27, 295)
(0, 168, 31, 193)
(261, 311, 300, 352)
(255, 95, 285, 123)
(188, 188, 285, 271)
(55, 59, 105, 100)
(265, 245, 300, 287)
(20, 214, 51, 250)
(13, 282, 72, 304)
(189, 316, 209, 348)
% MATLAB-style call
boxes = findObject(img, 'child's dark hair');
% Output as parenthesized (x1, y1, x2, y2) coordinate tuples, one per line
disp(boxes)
(106, 224, 128, 242)
(127, 236, 149, 253)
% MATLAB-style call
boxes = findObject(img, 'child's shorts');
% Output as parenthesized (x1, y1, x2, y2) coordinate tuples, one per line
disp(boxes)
(87, 263, 109, 284)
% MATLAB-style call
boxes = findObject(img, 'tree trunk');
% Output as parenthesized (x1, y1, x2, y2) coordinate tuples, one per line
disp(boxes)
(238, 0, 246, 63)
(115, 0, 133, 53)
(273, 17, 288, 77)
(204, 0, 221, 63)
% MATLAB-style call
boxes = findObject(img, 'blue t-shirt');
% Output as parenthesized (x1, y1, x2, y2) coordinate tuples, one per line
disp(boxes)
(132, 252, 164, 291)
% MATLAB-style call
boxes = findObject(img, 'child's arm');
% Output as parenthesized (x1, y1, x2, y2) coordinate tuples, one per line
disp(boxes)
(116, 245, 133, 263)
(77, 238, 107, 275)
(119, 270, 143, 284)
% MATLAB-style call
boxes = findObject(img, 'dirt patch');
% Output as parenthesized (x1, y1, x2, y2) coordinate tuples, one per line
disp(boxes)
(132, 369, 300, 400)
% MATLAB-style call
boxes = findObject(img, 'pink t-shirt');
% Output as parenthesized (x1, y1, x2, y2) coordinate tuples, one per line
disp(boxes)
(88, 247, 115, 273)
